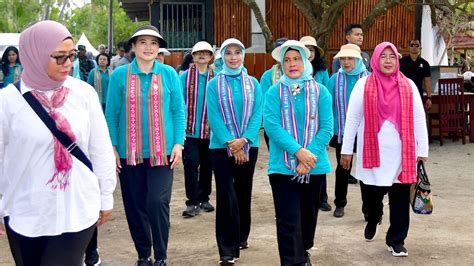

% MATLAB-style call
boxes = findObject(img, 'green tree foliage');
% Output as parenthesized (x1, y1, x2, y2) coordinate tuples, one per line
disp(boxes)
(0, 0, 42, 32)
(67, 0, 147, 50)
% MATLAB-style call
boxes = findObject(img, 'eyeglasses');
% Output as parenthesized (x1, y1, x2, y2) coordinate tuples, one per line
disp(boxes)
(50, 53, 76, 65)
(409, 43, 420, 48)
(380, 54, 397, 61)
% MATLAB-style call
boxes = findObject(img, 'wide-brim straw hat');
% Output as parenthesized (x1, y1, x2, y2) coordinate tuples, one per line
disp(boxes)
(128, 25, 167, 48)
(271, 40, 311, 62)
(299, 36, 325, 57)
(158, 48, 171, 56)
(192, 41, 214, 55)
(334, 44, 362, 59)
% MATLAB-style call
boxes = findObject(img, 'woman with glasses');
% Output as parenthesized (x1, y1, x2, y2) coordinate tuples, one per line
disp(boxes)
(340, 42, 428, 257)
(1, 46, 23, 88)
(206, 38, 262, 265)
(87, 53, 112, 111)
(105, 25, 185, 266)
(0, 20, 116, 265)
(264, 40, 333, 265)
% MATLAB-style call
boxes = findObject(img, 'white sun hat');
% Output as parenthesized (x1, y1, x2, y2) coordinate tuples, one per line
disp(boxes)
(220, 38, 245, 51)
(333, 44, 362, 59)
(192, 41, 214, 55)
(299, 36, 325, 57)
(158, 48, 171, 56)
(128, 25, 167, 48)
(271, 40, 311, 62)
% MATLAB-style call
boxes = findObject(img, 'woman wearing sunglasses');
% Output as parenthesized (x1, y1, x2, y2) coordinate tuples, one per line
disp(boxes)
(0, 20, 116, 265)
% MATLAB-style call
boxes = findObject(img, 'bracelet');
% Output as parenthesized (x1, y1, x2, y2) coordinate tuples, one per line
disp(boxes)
(242, 137, 249, 144)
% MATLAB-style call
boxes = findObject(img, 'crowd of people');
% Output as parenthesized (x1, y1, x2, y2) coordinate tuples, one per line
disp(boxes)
(0, 20, 432, 266)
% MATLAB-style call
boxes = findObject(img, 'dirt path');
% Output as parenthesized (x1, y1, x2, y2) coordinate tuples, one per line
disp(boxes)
(1, 134, 473, 265)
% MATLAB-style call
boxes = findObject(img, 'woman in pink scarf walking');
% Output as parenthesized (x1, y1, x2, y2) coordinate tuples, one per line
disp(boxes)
(340, 42, 428, 257)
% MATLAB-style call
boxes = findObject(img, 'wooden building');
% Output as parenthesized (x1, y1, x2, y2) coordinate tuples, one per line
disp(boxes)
(120, 0, 419, 77)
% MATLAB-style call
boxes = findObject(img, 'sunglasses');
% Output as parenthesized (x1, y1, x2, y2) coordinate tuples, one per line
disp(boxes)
(409, 44, 420, 48)
(50, 53, 76, 65)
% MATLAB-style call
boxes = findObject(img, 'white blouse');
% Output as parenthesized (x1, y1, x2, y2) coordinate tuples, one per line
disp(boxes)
(341, 76, 429, 186)
(0, 77, 116, 237)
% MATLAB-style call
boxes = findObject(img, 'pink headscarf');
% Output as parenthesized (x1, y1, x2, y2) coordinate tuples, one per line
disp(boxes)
(370, 42, 402, 131)
(363, 42, 416, 184)
(19, 20, 72, 91)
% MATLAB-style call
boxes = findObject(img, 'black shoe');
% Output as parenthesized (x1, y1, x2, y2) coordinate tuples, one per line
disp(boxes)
(239, 241, 249, 250)
(219, 257, 236, 265)
(85, 248, 101, 266)
(182, 205, 200, 217)
(304, 251, 312, 265)
(348, 175, 358, 184)
(387, 244, 408, 257)
(333, 206, 344, 217)
(364, 222, 378, 241)
(153, 259, 167, 266)
(319, 201, 332, 212)
(136, 258, 153, 266)
(200, 201, 215, 212)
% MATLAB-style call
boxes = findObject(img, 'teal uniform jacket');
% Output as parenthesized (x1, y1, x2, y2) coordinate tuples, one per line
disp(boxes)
(314, 69, 329, 88)
(87, 67, 111, 105)
(179, 68, 211, 139)
(260, 67, 276, 99)
(328, 72, 361, 137)
(2, 64, 22, 88)
(105, 59, 185, 158)
(264, 82, 333, 175)
(206, 74, 263, 149)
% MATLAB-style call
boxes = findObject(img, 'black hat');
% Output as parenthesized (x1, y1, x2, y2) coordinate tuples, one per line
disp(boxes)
(128, 25, 167, 48)
(273, 38, 288, 49)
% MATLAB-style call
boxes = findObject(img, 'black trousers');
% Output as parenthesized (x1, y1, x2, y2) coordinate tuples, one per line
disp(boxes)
(119, 159, 173, 261)
(211, 147, 258, 260)
(263, 130, 270, 151)
(183, 137, 213, 206)
(84, 227, 99, 263)
(362, 183, 411, 246)
(5, 217, 95, 266)
(269, 174, 323, 265)
(330, 136, 354, 208)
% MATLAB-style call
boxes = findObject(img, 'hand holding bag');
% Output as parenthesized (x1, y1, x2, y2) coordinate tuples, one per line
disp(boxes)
(410, 161, 433, 214)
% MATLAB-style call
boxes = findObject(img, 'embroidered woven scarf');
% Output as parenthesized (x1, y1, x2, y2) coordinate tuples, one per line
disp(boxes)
(280, 80, 320, 183)
(13, 65, 22, 83)
(185, 65, 214, 139)
(271, 64, 281, 84)
(125, 65, 167, 166)
(335, 71, 368, 143)
(363, 73, 416, 183)
(94, 68, 111, 103)
(216, 72, 254, 159)
(32, 87, 76, 190)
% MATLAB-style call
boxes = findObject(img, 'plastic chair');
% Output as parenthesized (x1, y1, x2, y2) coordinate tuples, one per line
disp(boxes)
(428, 78, 466, 146)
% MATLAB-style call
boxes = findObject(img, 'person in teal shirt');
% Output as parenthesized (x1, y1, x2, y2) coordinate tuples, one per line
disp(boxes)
(1, 46, 23, 88)
(259, 37, 287, 149)
(105, 25, 185, 266)
(263, 40, 333, 265)
(327, 44, 369, 219)
(179, 41, 216, 218)
(300, 36, 329, 87)
(87, 53, 111, 110)
(206, 38, 262, 265)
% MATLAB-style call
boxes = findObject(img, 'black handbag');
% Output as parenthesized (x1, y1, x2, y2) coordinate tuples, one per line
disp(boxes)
(410, 161, 432, 214)
(13, 81, 93, 171)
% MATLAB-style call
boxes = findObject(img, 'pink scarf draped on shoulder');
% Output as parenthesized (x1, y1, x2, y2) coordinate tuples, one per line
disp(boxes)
(363, 42, 416, 184)
(19, 21, 78, 190)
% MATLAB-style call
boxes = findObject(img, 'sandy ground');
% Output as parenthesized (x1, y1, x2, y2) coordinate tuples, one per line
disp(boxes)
(1, 132, 474, 265)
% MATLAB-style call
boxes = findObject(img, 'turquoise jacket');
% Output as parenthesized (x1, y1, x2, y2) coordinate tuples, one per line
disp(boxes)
(206, 74, 263, 149)
(87, 67, 111, 105)
(314, 69, 329, 88)
(2, 64, 22, 88)
(179, 68, 211, 139)
(105, 59, 185, 158)
(328, 72, 361, 137)
(263, 82, 333, 175)
(260, 66, 277, 99)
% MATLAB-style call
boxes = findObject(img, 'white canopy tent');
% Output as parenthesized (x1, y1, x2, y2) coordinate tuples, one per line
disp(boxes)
(76, 33, 99, 56)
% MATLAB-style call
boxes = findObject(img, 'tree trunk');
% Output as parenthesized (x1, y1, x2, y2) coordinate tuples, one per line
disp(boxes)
(243, 0, 274, 52)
